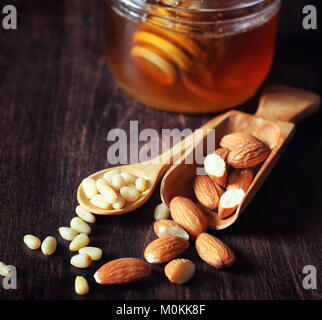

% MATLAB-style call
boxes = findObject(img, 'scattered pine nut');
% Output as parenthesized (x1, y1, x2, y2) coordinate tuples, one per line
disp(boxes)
(81, 178, 98, 199)
(70, 253, 92, 268)
(0, 261, 12, 277)
(69, 233, 90, 252)
(23, 234, 41, 250)
(70, 217, 91, 235)
(79, 246, 102, 261)
(41, 236, 57, 256)
(154, 202, 170, 220)
(75, 205, 96, 223)
(75, 276, 89, 295)
(58, 227, 78, 241)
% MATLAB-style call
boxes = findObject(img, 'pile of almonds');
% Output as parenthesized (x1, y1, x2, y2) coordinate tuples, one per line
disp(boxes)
(199, 131, 271, 219)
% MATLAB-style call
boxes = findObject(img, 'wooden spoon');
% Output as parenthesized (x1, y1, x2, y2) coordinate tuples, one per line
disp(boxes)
(160, 85, 320, 230)
(77, 124, 209, 215)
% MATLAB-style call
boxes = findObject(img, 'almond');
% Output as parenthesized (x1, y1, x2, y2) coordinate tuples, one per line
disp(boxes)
(169, 196, 207, 239)
(93, 258, 151, 284)
(219, 132, 260, 150)
(195, 233, 235, 268)
(193, 175, 224, 210)
(218, 188, 245, 219)
(227, 142, 271, 168)
(144, 236, 190, 264)
(164, 259, 196, 284)
(154, 219, 189, 240)
(204, 153, 227, 187)
(227, 168, 253, 192)
(214, 147, 230, 162)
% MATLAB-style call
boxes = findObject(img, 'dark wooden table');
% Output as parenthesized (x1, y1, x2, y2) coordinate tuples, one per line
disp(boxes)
(0, 0, 321, 300)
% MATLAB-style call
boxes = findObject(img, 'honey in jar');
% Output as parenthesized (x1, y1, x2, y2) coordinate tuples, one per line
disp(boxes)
(105, 0, 281, 113)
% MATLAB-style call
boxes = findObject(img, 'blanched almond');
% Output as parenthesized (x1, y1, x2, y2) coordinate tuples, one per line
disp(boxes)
(154, 219, 189, 240)
(164, 259, 196, 284)
(218, 188, 245, 219)
(204, 153, 227, 187)
(154, 202, 170, 220)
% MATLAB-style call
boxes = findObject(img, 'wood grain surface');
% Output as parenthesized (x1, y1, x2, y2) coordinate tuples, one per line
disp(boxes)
(0, 0, 321, 300)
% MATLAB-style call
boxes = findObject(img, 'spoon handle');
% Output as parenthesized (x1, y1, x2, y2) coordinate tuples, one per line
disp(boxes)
(255, 85, 320, 123)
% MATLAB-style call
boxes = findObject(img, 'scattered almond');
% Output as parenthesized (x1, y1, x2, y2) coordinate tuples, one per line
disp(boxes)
(94, 258, 151, 284)
(144, 236, 189, 264)
(204, 153, 227, 187)
(164, 259, 196, 284)
(195, 233, 235, 269)
(227, 168, 253, 192)
(218, 188, 245, 219)
(193, 175, 224, 210)
(228, 142, 271, 168)
(169, 196, 207, 239)
(154, 219, 189, 240)
(219, 132, 260, 150)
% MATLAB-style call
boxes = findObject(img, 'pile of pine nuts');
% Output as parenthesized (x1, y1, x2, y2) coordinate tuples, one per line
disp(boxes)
(82, 170, 148, 210)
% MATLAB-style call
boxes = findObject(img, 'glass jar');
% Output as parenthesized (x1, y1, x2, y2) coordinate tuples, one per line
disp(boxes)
(105, 0, 281, 113)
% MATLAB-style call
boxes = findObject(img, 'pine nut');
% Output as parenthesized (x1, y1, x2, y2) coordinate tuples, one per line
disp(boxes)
(120, 186, 141, 203)
(41, 236, 57, 256)
(75, 205, 96, 223)
(70, 253, 92, 268)
(135, 177, 147, 192)
(96, 179, 118, 204)
(103, 169, 120, 184)
(120, 172, 137, 185)
(111, 174, 126, 191)
(75, 276, 89, 295)
(0, 261, 11, 276)
(79, 246, 102, 261)
(70, 217, 91, 235)
(58, 227, 78, 241)
(154, 202, 170, 220)
(23, 234, 41, 250)
(90, 194, 111, 209)
(81, 178, 98, 199)
(69, 233, 90, 252)
(112, 196, 126, 210)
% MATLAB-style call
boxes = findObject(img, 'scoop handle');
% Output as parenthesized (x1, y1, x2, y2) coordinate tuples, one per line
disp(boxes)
(255, 85, 320, 123)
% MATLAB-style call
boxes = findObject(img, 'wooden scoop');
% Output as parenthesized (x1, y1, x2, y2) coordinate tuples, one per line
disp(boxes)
(160, 85, 320, 230)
